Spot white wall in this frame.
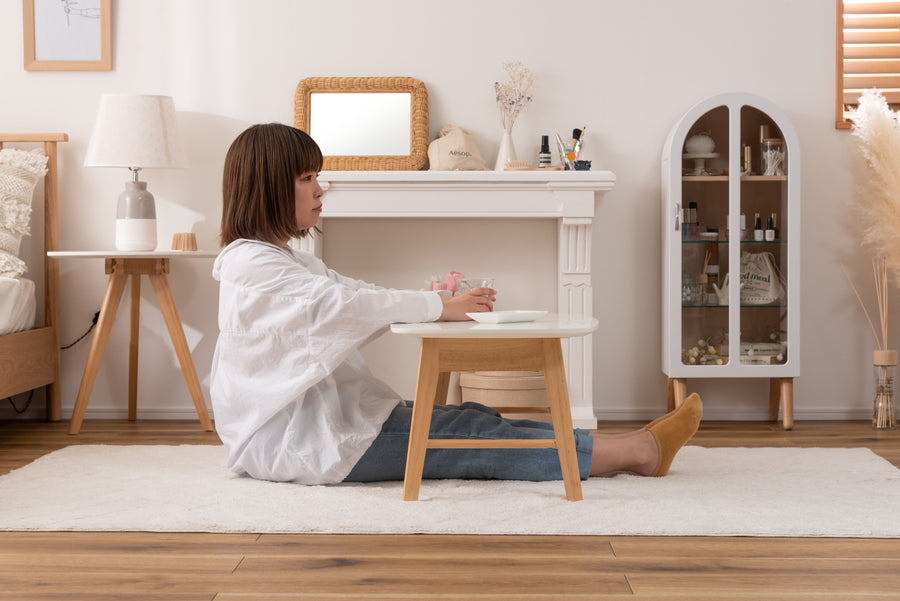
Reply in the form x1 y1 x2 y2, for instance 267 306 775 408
0 0 880 422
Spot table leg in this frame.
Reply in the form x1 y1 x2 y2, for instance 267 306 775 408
541 338 583 502
128 274 141 421
148 272 213 431
68 268 128 434
403 339 440 501
434 372 451 405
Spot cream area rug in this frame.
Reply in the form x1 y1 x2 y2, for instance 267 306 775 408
1 444 899 537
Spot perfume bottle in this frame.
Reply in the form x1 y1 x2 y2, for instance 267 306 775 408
765 214 775 241
539 135 551 168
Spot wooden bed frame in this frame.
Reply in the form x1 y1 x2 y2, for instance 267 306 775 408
0 133 67 421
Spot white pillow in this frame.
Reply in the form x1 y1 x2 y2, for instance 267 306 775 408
0 148 49 278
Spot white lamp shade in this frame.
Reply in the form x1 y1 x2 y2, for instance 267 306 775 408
84 94 186 169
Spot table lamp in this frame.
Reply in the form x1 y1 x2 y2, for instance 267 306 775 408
84 94 186 251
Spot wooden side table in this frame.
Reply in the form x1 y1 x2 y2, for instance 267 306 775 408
390 315 599 502
48 251 217 434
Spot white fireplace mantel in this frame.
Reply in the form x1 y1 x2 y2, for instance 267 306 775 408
297 169 616 428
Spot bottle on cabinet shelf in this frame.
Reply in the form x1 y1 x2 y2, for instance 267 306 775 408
765 214 776 241
753 212 764 241
683 201 699 241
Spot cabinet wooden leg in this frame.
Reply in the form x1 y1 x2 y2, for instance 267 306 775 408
666 378 676 412
128 274 141 421
148 272 213 431
68 270 128 434
780 378 794 430
768 378 780 422
671 378 687 408
403 339 440 501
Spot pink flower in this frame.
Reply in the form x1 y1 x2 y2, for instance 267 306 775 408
445 271 465 293
430 280 447 291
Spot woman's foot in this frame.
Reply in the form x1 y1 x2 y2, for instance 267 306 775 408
646 393 703 476
587 394 703 477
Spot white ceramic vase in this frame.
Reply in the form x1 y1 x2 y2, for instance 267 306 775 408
494 128 517 171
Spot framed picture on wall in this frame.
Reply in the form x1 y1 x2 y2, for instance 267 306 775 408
23 0 111 71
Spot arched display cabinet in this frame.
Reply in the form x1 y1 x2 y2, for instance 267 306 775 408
661 93 800 429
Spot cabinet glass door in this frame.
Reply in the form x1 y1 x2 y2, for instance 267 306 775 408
738 105 788 367
680 105 730 367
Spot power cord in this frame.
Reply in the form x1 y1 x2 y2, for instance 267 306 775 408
6 389 34 414
5 310 100 414
61 311 100 350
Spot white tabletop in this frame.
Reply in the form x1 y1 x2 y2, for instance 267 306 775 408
390 314 599 339
48 250 219 259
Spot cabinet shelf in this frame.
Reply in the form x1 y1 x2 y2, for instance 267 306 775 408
681 239 787 244
681 175 788 182
682 303 788 309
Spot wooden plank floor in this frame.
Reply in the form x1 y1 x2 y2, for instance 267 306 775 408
1 419 899 599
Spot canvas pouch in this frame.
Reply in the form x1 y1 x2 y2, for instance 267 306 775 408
740 251 785 305
428 125 486 170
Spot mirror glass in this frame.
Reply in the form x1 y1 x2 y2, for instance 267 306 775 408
294 77 428 170
310 93 411 156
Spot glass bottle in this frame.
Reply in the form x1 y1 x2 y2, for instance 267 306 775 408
873 350 897 430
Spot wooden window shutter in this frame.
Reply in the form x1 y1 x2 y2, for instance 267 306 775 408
838 0 900 128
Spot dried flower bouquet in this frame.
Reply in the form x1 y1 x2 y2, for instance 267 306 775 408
494 61 534 132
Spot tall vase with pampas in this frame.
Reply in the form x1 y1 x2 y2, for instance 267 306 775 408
847 89 900 429
493 61 534 170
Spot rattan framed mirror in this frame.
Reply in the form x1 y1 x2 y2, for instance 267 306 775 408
294 77 429 171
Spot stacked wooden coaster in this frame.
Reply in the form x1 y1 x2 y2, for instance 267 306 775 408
171 232 198 251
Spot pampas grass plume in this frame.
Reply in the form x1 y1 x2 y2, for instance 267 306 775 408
849 90 900 275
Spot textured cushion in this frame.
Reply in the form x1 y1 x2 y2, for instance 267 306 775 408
0 148 48 278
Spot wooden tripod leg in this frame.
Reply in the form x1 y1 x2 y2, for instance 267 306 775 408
403 339 440 501
148 272 213 431
128 274 141 421
542 338 583 502
68 270 128 434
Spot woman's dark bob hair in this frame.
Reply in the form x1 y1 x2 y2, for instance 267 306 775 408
220 123 323 247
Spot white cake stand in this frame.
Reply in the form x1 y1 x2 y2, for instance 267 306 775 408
683 152 719 176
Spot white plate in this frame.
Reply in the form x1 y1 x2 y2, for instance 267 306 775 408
466 310 548 324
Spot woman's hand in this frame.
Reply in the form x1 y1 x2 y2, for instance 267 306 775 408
439 288 497 321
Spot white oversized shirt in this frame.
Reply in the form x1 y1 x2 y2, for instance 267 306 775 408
210 239 443 484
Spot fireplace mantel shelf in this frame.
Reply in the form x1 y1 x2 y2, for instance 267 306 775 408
317 170 616 219
299 169 617 428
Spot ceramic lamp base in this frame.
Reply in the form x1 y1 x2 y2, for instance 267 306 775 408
116 218 157 251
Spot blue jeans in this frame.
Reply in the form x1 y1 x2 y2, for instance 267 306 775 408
344 401 593 482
